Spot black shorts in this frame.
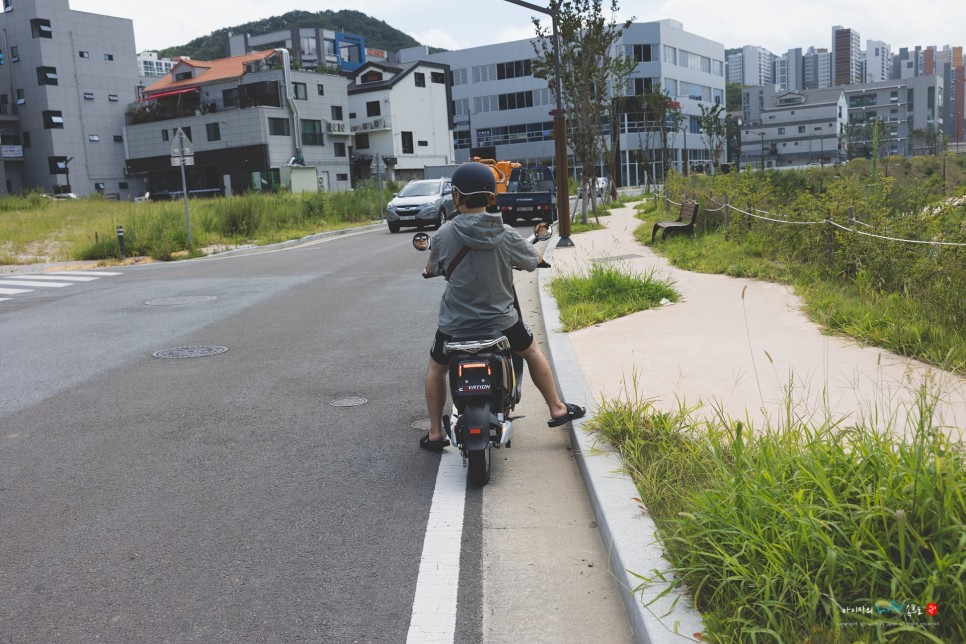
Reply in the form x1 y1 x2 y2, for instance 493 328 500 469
430 318 534 365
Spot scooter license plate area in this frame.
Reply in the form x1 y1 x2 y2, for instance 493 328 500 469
452 360 493 397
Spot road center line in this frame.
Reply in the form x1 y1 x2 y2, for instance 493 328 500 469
407 453 465 643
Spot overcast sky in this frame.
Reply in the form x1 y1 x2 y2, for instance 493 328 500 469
70 0 965 57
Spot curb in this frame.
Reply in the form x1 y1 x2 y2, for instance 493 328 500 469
538 235 706 644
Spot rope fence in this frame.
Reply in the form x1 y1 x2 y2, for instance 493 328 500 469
695 195 966 248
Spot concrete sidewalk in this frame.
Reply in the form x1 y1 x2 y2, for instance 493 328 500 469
537 203 966 642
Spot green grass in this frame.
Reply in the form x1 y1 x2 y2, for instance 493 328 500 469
548 261 679 331
589 381 965 643
0 184 389 264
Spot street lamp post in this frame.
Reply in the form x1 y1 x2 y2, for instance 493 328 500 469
746 129 766 170
503 0 573 247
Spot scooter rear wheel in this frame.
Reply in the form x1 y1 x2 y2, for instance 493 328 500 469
467 446 491 486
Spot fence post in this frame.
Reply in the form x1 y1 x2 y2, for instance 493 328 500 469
723 195 730 240
847 206 855 226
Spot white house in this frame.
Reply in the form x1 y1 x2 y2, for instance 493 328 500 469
347 61 454 182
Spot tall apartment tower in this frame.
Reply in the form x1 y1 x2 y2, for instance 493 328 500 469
832 25 862 86
0 0 143 197
865 40 892 82
728 46 774 86
803 47 832 90
777 48 804 91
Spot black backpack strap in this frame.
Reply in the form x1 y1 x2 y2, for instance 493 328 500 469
445 246 471 278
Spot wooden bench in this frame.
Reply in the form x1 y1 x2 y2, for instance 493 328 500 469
651 200 699 242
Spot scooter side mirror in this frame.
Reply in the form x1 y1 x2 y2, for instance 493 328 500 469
533 222 553 242
412 232 431 251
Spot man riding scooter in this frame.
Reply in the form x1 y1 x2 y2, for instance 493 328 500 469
419 162 585 452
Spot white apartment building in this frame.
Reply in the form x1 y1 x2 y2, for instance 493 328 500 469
138 51 178 79
347 60 454 182
404 19 725 186
865 41 893 83
727 46 775 87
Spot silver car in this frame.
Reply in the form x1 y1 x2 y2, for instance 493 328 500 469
386 178 456 233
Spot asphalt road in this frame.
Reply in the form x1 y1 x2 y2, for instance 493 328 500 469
1 227 449 643
0 222 632 644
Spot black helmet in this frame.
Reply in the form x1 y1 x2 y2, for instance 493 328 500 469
451 162 496 197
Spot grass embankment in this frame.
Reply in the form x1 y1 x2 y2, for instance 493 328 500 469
0 181 392 265
589 385 963 643
550 168 965 641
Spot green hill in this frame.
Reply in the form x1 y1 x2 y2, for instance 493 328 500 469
156 9 425 61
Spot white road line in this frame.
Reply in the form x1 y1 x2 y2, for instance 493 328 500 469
11 274 98 281
0 280 74 288
47 271 123 276
407 453 466 644
0 287 33 295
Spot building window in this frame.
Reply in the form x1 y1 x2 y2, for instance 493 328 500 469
302 119 324 145
161 129 169 141
336 173 348 181
42 110 64 129
778 127 785 134
317 84 325 95
113 135 123 142
95 182 105 191
292 82 307 100
401 131 414 154
83 92 94 100
108 94 118 102
23 131 30 147
366 101 380 117
418 140 428 147
48 156 69 174
31 18 52 39
431 71 446 84
206 122 220 141
798 126 806 133
174 71 191 81
88 134 99 142
37 66 58 85
355 133 369 149
104 53 114 61
79 50 89 59
414 72 426 87
334 142 346 157
331 105 343 120
10 46 18 62
3 0 12 12
222 88 238 108
269 117 290 136
119 182 129 189
496 60 531 79
630 44 653 63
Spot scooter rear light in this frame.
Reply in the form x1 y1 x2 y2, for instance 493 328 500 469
469 427 483 435
459 362 491 377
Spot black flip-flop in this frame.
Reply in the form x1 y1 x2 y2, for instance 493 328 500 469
548 403 586 427
419 433 450 452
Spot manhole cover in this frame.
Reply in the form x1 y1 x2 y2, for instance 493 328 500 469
152 345 229 359
145 296 218 306
330 397 368 407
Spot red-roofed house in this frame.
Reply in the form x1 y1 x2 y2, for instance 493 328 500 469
125 49 352 196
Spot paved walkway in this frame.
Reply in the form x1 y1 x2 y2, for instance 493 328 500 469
537 203 965 642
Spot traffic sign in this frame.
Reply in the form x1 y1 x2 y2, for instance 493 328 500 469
170 128 193 157
171 155 195 166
